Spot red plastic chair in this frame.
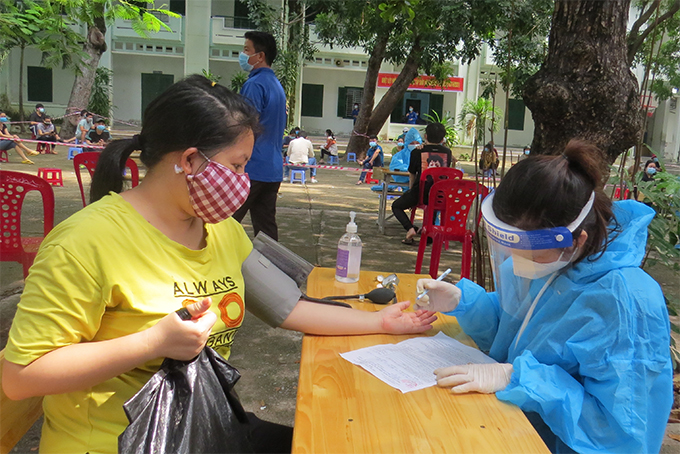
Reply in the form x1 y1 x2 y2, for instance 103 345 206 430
31 129 46 153
1 170 55 278
74 152 139 206
415 179 489 279
613 187 630 200
409 167 463 224
364 170 380 185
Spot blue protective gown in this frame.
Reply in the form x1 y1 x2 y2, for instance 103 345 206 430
448 201 673 453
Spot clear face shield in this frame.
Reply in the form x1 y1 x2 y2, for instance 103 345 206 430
481 192 595 321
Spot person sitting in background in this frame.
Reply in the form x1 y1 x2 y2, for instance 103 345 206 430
351 103 360 124
518 145 531 162
391 123 453 244
318 129 337 164
36 116 60 154
28 103 46 137
0 111 39 164
281 127 297 157
637 159 662 206
85 118 112 150
480 141 499 177
396 126 409 142
391 137 405 156
356 135 383 185
77 110 94 143
284 130 318 183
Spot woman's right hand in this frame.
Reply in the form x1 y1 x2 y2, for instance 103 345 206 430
148 298 217 360
414 279 462 313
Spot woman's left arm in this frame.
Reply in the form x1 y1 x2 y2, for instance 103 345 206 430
280 300 436 335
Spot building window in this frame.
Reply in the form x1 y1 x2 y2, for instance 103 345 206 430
508 98 525 130
337 87 363 118
301 84 324 117
27 66 53 102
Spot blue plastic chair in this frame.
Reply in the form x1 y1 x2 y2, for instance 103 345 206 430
68 139 82 160
346 152 356 163
329 155 339 165
290 168 306 184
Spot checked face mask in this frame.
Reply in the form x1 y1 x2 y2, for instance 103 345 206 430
186 152 250 224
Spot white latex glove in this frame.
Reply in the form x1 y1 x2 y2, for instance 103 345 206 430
414 278 461 312
434 363 513 394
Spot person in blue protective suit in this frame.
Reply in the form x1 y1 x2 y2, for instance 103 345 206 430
415 139 673 453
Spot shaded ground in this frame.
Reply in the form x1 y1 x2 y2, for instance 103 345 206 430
1 138 679 452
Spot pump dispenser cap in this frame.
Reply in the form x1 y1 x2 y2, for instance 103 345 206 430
346 211 357 233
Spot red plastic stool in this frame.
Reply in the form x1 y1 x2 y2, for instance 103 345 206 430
364 171 380 185
0 149 8 163
37 168 64 187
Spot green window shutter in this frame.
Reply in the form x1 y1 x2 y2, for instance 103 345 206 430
27 66 53 102
508 98 526 131
301 84 324 117
337 87 347 117
390 94 405 123
429 94 444 120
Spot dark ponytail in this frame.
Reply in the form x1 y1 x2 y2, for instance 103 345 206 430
90 74 260 202
493 139 614 262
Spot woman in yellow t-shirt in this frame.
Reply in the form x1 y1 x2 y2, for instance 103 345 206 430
3 75 436 454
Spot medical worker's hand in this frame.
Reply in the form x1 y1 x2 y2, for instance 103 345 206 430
379 301 437 334
434 363 513 394
414 279 461 312
148 298 217 361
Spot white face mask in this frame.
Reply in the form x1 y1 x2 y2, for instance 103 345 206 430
511 250 571 279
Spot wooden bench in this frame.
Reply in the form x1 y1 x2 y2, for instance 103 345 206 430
0 349 43 454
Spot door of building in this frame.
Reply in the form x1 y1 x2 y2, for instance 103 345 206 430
141 73 174 118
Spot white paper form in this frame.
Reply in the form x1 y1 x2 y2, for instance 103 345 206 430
339 332 497 393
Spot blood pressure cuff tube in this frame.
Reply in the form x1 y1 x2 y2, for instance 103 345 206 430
241 249 302 327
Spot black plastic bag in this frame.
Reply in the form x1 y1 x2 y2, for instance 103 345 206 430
119 348 254 454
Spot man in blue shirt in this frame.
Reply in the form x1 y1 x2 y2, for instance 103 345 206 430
406 106 418 124
232 31 287 241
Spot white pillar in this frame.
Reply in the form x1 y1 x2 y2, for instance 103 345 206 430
184 0 211 77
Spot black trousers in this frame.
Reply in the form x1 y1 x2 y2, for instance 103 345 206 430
391 188 419 232
233 180 281 241
246 412 293 453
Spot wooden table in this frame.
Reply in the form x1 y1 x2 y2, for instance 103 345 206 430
292 268 550 454
373 168 410 234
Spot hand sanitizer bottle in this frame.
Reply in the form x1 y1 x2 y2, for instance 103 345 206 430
335 211 362 283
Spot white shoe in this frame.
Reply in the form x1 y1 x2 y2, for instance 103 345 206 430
311 177 318 183
283 177 289 182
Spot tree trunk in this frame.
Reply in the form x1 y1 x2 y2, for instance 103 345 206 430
61 17 107 138
522 0 642 168
18 45 25 133
346 39 422 159
346 33 389 160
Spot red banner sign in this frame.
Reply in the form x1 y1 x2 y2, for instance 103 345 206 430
377 73 464 92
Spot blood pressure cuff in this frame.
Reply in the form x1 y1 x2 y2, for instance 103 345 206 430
241 249 301 327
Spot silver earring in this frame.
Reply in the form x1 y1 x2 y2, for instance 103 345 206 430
174 164 183 174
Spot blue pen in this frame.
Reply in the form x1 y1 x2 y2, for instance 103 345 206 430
416 268 452 301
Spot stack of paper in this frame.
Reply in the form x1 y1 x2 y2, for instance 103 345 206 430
340 332 496 393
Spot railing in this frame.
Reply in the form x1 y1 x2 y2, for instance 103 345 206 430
112 14 183 42
211 16 254 46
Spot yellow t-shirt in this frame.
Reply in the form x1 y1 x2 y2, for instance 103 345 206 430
5 193 253 454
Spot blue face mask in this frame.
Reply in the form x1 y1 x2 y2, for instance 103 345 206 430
239 52 254 72
646 167 657 175
397 142 404 148
0 117 8 122
524 150 530 155
96 124 106 132
369 141 377 148
409 107 413 112
38 107 45 113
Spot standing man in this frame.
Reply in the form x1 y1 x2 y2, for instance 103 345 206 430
232 31 287 241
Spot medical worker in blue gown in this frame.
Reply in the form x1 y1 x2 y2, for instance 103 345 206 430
415 139 673 453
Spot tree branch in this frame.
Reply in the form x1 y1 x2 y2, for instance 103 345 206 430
627 0 680 63
628 0 660 43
